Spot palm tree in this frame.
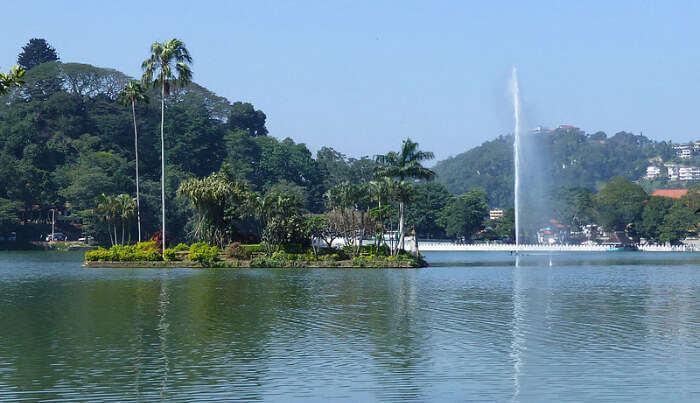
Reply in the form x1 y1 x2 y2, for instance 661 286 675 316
96 193 118 246
141 39 193 254
119 81 148 242
116 194 137 245
374 138 435 252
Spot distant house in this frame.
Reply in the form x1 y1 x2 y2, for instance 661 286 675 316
665 164 699 182
679 166 700 182
651 189 689 199
667 165 680 181
489 209 504 220
673 144 694 159
645 166 662 179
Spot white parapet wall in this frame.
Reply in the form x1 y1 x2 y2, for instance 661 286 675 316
314 237 698 252
413 241 696 253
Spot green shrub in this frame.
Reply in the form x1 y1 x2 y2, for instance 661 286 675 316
352 256 368 267
271 250 289 261
225 242 252 260
163 248 176 262
85 247 115 261
85 244 162 262
136 241 158 250
250 256 285 268
173 243 189 252
189 242 219 266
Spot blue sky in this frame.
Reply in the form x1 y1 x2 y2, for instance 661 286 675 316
3 0 700 161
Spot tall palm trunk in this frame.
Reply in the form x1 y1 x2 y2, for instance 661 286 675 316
397 201 405 255
160 78 166 254
107 221 114 246
131 100 142 242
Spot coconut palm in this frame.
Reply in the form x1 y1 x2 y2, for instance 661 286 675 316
96 193 119 246
118 81 148 242
374 138 435 252
141 38 193 255
116 194 137 245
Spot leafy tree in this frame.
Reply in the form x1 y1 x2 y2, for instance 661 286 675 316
141 38 193 255
228 101 267 136
660 200 696 244
119 81 148 241
325 181 373 254
17 38 59 70
594 177 648 231
492 207 515 241
440 189 489 240
256 193 307 250
0 66 25 95
638 196 673 243
554 187 595 229
404 182 451 238
0 198 22 233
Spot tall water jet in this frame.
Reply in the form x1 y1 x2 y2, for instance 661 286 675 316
511 66 521 249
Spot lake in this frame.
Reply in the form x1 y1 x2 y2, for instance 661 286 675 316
1 250 699 401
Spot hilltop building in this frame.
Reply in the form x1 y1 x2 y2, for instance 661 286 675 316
663 164 700 182
645 166 662 179
679 166 700 181
673 143 698 159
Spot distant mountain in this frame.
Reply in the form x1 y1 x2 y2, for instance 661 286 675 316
434 128 675 207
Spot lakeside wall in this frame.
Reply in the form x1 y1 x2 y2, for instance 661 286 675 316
414 242 697 252
318 237 698 252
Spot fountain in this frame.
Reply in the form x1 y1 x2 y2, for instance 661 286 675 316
511 66 521 249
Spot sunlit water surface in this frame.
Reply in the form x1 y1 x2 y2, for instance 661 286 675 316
1 251 700 401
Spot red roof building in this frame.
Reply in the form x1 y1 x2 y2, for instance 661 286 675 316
651 189 688 199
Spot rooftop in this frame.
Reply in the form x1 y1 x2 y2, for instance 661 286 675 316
651 189 688 199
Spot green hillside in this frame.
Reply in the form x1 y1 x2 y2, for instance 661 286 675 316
434 128 675 208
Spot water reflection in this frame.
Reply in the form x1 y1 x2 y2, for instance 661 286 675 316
0 251 699 401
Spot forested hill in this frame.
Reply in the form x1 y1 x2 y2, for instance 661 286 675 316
434 128 675 208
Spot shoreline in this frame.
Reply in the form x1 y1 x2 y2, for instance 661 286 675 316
83 259 421 269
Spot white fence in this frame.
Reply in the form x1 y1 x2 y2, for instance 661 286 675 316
314 237 698 252
415 242 697 253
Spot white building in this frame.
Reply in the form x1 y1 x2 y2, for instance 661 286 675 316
674 144 693 159
679 166 700 182
489 209 504 220
645 166 662 179
668 165 680 181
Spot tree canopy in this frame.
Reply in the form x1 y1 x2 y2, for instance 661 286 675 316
17 38 59 70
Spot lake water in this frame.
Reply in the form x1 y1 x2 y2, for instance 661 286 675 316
1 251 700 401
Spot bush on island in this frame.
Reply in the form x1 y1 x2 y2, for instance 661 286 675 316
225 242 252 260
188 242 219 266
173 243 189 252
85 243 162 262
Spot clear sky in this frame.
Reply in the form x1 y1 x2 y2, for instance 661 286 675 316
3 0 700 161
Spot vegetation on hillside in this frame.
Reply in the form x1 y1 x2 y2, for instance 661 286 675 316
434 128 675 208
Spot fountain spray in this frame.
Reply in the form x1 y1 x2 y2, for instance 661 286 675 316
511 66 521 249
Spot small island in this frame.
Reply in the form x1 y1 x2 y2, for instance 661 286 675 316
84 240 426 269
